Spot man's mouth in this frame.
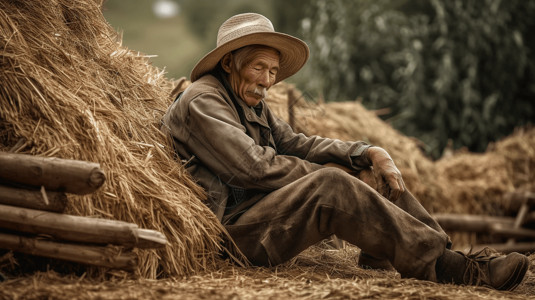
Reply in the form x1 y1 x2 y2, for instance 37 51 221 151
247 87 267 100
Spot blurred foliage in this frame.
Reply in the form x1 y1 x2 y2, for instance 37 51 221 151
301 0 535 158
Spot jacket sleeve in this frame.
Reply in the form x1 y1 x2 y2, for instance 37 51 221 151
266 106 372 170
184 92 325 192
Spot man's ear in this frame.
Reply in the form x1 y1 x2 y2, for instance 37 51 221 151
221 53 232 73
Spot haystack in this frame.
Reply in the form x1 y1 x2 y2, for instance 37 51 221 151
435 128 535 215
0 0 231 278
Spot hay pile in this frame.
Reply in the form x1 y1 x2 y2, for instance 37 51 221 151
0 0 231 278
266 84 535 216
435 128 535 215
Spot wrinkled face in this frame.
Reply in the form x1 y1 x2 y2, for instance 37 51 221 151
223 47 280 107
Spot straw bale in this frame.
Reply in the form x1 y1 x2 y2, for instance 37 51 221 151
435 127 535 216
493 127 535 191
0 0 233 277
435 152 514 215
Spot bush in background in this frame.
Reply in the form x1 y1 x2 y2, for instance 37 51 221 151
301 0 535 158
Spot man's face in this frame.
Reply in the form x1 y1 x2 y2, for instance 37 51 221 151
228 48 280 107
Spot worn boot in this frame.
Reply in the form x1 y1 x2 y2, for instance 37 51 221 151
358 252 395 271
436 248 529 291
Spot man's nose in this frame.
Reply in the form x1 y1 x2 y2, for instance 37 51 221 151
257 70 271 88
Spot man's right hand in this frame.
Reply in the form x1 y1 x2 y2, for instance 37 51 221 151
366 147 406 201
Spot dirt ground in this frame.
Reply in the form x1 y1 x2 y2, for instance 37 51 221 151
1 244 534 300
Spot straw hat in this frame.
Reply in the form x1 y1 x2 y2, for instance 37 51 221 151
190 13 309 83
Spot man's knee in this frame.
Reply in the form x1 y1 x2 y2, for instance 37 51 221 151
314 167 374 196
309 167 374 208
315 167 355 187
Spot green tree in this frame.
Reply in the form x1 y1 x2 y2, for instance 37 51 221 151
301 0 535 158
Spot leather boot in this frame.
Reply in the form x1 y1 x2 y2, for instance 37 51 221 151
358 252 395 271
436 248 529 291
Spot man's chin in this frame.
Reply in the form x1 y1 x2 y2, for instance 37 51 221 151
244 97 262 107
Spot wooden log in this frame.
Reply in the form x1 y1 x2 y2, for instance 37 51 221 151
0 152 105 195
0 184 67 212
507 202 530 245
490 223 535 239
524 211 535 224
504 191 535 212
469 242 535 254
287 87 297 130
0 204 167 248
135 228 169 249
0 232 137 270
433 213 516 232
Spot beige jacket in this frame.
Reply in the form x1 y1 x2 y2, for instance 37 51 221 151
162 74 371 220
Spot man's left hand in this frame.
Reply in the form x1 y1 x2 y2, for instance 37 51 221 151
366 147 406 201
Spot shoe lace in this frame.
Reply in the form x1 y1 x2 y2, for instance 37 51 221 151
461 247 500 286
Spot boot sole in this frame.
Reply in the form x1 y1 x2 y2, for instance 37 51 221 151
498 254 529 291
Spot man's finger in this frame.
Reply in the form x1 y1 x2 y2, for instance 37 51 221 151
375 173 387 198
387 177 401 201
398 178 406 193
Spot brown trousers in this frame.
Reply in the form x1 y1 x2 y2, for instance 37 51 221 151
224 168 450 281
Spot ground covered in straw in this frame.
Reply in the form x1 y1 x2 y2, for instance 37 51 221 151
2 245 535 300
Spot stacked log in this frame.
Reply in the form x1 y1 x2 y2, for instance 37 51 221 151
434 191 535 253
0 152 167 271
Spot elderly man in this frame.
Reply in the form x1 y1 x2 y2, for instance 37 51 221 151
162 13 528 290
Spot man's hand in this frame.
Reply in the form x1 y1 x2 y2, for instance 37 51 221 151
366 147 405 201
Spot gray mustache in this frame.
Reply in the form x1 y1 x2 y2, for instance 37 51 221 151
250 87 268 99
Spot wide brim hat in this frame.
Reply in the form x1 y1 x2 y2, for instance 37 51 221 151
190 13 309 84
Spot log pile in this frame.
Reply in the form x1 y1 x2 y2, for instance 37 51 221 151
0 152 167 271
433 191 535 253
